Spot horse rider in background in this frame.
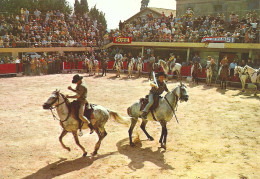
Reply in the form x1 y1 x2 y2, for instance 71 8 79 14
113 50 123 69
191 53 201 76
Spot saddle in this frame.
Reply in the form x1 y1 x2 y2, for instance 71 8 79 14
140 95 161 121
69 100 95 130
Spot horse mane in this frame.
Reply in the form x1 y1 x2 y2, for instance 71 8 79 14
59 92 70 106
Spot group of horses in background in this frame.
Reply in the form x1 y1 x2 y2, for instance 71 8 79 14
83 57 259 95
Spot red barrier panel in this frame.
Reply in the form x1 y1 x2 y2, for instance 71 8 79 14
181 66 191 76
63 61 83 69
0 64 17 74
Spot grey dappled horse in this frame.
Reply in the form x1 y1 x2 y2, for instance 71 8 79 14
43 90 128 156
127 83 189 149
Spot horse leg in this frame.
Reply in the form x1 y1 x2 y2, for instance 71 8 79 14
163 123 168 149
140 119 154 141
92 127 107 156
254 84 258 96
128 118 137 146
159 121 166 149
59 129 70 151
72 131 87 157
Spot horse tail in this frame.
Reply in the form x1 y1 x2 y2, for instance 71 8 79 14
108 110 130 126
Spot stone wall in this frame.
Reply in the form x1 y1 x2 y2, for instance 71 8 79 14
176 0 260 20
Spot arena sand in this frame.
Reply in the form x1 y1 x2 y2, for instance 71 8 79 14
0 73 259 179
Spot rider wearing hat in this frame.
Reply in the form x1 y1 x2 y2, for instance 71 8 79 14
141 72 169 119
113 50 123 69
66 74 94 134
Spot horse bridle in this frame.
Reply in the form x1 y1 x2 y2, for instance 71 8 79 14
48 92 70 123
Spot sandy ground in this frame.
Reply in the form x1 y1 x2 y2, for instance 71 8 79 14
0 72 259 179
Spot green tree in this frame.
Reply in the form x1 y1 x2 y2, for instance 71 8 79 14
88 5 107 30
74 0 80 14
80 0 89 13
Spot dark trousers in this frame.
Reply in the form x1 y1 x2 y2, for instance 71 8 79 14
102 68 107 76
16 63 20 73
230 68 234 76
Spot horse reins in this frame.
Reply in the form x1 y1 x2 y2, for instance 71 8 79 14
165 86 182 124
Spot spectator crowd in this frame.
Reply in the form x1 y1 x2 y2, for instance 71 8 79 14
108 9 259 43
0 8 105 48
0 51 107 76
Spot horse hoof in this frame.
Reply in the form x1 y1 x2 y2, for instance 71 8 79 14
83 152 87 157
66 147 71 152
130 143 135 147
148 137 154 141
161 144 166 150
91 151 97 156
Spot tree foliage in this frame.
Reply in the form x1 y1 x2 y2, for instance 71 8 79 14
74 0 89 15
88 5 107 30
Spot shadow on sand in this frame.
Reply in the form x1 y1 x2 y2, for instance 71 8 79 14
232 91 260 101
23 152 117 179
116 138 174 171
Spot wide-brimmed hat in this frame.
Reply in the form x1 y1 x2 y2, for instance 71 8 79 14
72 74 83 83
157 71 166 77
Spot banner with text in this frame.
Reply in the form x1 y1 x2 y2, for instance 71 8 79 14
113 37 132 44
202 36 235 43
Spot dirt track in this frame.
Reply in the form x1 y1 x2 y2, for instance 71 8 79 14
0 72 259 179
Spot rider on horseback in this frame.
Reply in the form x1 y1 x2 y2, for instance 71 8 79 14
218 56 228 75
66 74 94 134
206 56 216 69
168 53 176 69
113 51 123 69
141 72 169 119
191 53 201 75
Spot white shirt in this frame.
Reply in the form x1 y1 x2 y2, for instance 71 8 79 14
114 54 123 61
15 59 20 64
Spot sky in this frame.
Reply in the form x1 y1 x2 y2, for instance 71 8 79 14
67 0 176 30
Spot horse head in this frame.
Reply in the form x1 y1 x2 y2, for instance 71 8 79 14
173 83 189 102
42 89 62 109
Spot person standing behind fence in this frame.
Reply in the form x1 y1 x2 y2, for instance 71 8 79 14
47 55 53 74
229 60 237 77
148 53 155 80
101 52 108 76
74 53 79 69
15 56 20 73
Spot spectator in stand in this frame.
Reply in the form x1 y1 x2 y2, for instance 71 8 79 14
240 59 246 67
247 58 254 67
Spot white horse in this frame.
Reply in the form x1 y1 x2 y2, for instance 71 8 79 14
114 60 122 77
86 58 99 76
43 90 129 156
128 58 135 78
85 58 94 76
136 57 143 78
93 60 99 75
127 83 189 149
206 63 216 86
170 62 182 81
244 65 260 95
234 66 248 92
